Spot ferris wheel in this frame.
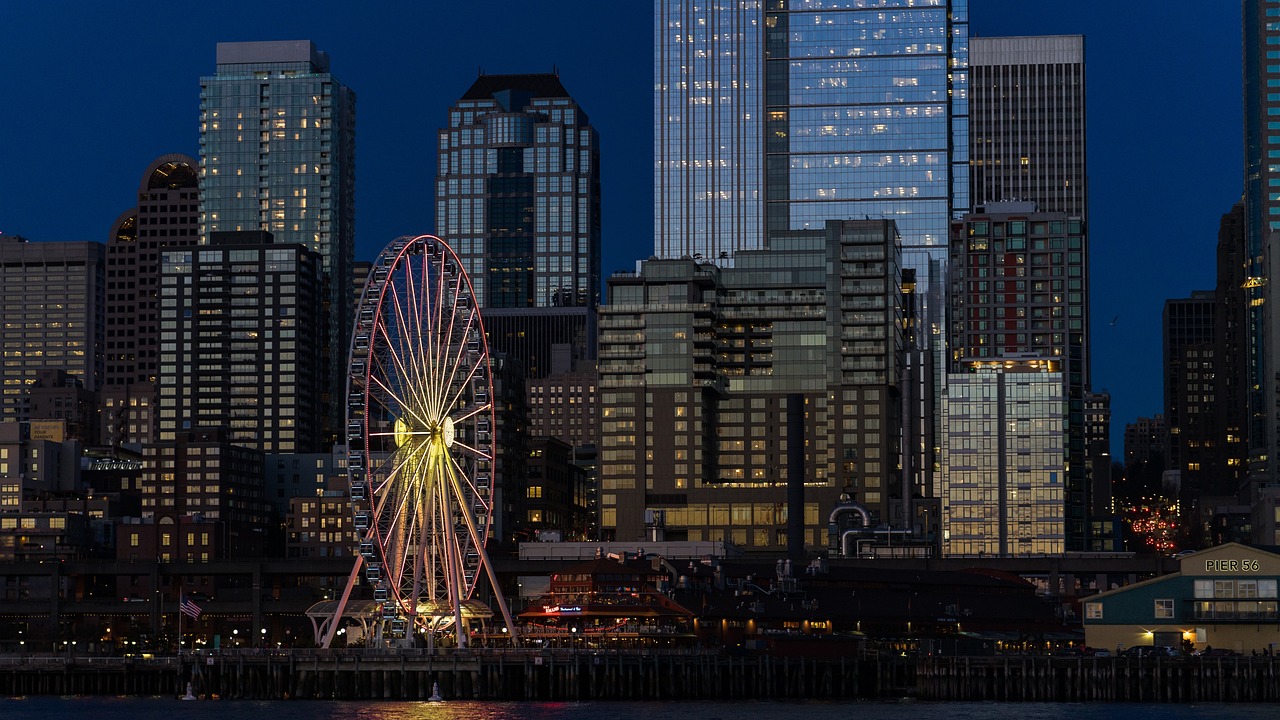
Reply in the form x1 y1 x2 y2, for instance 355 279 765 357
338 234 517 647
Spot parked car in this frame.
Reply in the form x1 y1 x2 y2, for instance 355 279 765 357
1121 645 1180 658
1196 647 1240 658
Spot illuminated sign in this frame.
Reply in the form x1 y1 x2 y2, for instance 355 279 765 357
30 420 65 442
541 605 583 615
1205 559 1261 573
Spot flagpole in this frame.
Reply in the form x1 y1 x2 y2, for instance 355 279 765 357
178 593 183 656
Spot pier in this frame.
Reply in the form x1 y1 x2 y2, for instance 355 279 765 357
3 651 1280 702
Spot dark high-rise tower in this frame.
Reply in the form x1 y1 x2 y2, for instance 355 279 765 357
200 40 355 439
1163 291 1218 534
101 154 199 448
970 36 1087 218
1245 0 1274 466
1216 202 1249 495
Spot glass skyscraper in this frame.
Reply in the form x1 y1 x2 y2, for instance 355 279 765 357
1246 0 1278 470
436 73 601 310
654 0 968 283
199 40 355 434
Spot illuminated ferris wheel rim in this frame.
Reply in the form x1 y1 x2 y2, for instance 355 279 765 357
343 233 500 636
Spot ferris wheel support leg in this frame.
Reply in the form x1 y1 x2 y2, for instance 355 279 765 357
321 555 365 649
480 548 521 647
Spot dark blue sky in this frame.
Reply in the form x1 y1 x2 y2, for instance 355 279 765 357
0 2 1242 455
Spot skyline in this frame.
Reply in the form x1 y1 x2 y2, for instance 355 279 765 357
0 1 1242 454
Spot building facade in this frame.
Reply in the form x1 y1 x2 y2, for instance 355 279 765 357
435 73 601 311
138 428 270 559
598 219 905 546
200 40 356 437
1083 543 1280 654
102 154 200 448
1164 291 1220 536
941 363 1065 556
1245 0 1277 465
0 236 105 424
948 204 1089 548
969 35 1087 218
654 0 968 280
1215 203 1249 499
156 232 325 453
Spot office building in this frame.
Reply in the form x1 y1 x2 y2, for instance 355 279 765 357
435 73 600 309
1163 293 1219 527
948 203 1089 549
1246 1 1276 468
0 235 105 424
598 220 904 545
156 231 325 453
654 0 968 279
483 306 594 379
102 154 200 448
941 361 1065 556
200 40 356 436
969 35 1087 217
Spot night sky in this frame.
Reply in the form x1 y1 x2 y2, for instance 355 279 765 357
0 2 1242 455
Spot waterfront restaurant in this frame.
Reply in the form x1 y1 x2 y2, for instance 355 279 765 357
1083 543 1280 654
517 556 697 647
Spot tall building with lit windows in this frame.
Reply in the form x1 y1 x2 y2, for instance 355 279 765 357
199 40 355 437
598 220 905 545
1164 292 1218 520
941 361 1065 556
156 231 325 453
654 0 969 281
434 73 601 377
947 203 1089 551
0 235 105 424
436 73 600 310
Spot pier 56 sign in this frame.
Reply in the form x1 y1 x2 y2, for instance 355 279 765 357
1205 558 1261 572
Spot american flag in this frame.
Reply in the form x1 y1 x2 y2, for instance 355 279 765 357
179 594 202 620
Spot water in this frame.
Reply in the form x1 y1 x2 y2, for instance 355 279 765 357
2 698 1279 720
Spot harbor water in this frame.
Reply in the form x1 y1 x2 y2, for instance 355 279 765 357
3 698 1280 720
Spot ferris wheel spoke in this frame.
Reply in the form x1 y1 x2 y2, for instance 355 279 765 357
402 256 441 424
384 282 436 420
449 403 489 426
428 270 467 421
446 439 492 463
439 309 483 416
367 348 434 430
